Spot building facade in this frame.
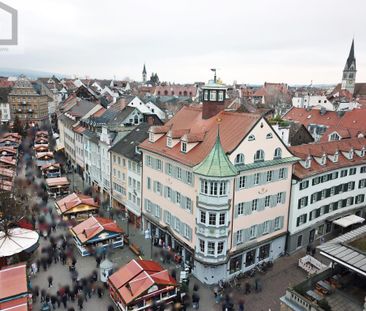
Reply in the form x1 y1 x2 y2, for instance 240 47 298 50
8 76 50 124
139 80 297 284
287 138 366 253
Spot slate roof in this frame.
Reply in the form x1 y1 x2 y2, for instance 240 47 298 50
109 123 149 162
66 99 97 118
317 225 366 276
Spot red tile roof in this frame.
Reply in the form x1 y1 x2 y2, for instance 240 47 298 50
0 167 15 178
72 125 86 134
46 177 70 187
0 147 17 155
41 163 60 170
2 133 21 140
283 107 366 132
36 152 54 159
109 259 176 305
140 106 260 167
0 156 16 166
289 137 366 179
0 180 13 191
71 216 123 243
55 192 98 213
0 263 28 301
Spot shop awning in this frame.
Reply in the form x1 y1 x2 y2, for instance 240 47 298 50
333 215 365 228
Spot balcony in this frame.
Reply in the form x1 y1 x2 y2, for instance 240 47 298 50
195 252 227 264
196 222 229 238
197 193 230 209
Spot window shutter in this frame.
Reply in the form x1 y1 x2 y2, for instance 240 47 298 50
151 202 156 216
144 199 149 212
181 195 186 209
281 192 286 204
164 210 168 224
270 195 276 207
180 222 185 235
164 186 168 198
244 202 252 215
259 173 266 185
182 170 187 183
269 219 275 233
153 181 157 193
234 205 238 218
171 190 176 203
273 169 279 181
279 216 284 229
247 175 254 188
257 223 264 236
188 226 192 241
175 218 181 233
258 198 265 211
244 228 250 242
164 162 169 174
233 231 237 246
283 168 288 179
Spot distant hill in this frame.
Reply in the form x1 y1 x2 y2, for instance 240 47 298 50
0 68 68 79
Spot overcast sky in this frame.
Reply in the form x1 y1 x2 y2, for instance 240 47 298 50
1 0 366 84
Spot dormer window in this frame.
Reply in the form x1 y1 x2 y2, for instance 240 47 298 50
349 149 354 159
266 133 273 139
361 148 366 157
305 157 311 169
274 148 282 160
167 137 172 148
248 134 255 141
181 141 187 153
149 132 154 142
321 155 326 165
235 153 245 165
218 91 224 101
334 152 339 162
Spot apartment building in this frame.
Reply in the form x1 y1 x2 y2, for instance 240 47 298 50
287 138 366 253
139 80 297 284
110 124 149 229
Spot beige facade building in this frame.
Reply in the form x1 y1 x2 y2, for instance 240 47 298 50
8 76 50 124
140 80 298 284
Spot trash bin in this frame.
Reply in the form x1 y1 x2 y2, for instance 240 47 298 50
100 259 114 282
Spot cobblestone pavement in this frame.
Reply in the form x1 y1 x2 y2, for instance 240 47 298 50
29 169 333 311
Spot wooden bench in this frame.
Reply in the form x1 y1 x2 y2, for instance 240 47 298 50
129 243 141 256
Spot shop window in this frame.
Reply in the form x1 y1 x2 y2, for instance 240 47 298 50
245 249 256 267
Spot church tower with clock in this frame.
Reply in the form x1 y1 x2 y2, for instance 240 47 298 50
341 39 356 94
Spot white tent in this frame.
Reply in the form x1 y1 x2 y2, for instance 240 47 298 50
333 215 365 228
0 228 39 257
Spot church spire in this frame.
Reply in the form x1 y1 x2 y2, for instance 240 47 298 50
345 38 356 71
142 64 147 83
341 39 356 94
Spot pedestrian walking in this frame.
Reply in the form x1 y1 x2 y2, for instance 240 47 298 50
77 295 84 310
96 256 101 268
41 289 46 303
32 286 39 302
61 294 68 308
97 286 103 298
48 276 53 288
50 295 57 309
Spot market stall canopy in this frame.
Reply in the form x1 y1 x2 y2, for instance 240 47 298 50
333 214 365 228
0 228 39 257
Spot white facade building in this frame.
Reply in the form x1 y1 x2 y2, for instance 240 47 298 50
287 138 366 253
292 95 334 111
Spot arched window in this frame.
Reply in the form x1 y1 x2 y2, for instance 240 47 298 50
164 90 168 96
274 148 282 159
179 91 182 96
171 91 175 96
235 153 245 165
266 133 273 139
183 91 187 96
254 150 264 163
248 134 255 141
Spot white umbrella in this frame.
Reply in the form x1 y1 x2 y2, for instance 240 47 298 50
0 227 39 257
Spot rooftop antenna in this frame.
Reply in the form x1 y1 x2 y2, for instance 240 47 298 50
211 68 217 83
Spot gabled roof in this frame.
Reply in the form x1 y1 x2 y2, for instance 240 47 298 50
0 263 28 301
109 123 149 162
194 130 238 177
109 259 176 305
290 137 366 179
140 106 260 167
45 177 70 187
41 162 60 170
71 216 123 243
55 192 98 213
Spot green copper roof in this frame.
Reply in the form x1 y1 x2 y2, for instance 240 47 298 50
194 132 238 178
